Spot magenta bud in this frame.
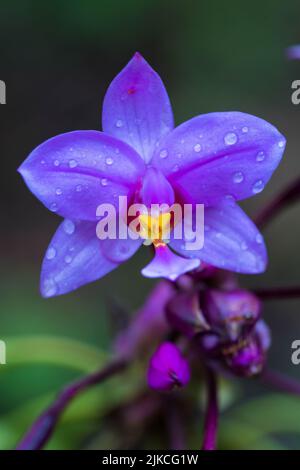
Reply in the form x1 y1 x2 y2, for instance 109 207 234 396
202 289 261 342
147 342 190 392
166 292 210 337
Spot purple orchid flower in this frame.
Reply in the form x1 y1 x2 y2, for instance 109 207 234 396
18 53 286 297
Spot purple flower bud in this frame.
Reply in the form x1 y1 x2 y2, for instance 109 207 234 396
202 289 261 342
147 342 190 392
223 320 271 377
166 292 210 337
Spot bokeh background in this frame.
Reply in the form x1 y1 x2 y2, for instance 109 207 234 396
1 0 300 449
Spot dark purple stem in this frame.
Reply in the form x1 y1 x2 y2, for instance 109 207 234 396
165 397 186 450
202 367 218 451
16 358 128 450
262 368 300 395
254 286 300 300
255 176 300 229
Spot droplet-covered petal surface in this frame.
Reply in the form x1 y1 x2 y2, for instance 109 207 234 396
170 202 267 274
152 112 285 206
41 220 141 297
102 53 174 164
19 130 145 220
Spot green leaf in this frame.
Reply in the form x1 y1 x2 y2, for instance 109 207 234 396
5 336 106 372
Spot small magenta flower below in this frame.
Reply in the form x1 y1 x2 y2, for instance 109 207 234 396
147 342 190 392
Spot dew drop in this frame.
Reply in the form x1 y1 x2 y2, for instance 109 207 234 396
69 159 78 168
225 194 235 202
278 140 285 148
159 149 168 159
233 172 244 184
252 180 265 194
242 126 248 133
224 132 238 146
256 151 265 162
76 184 82 192
64 255 72 264
101 178 108 186
55 188 63 195
50 202 58 212
256 233 263 244
43 279 57 297
241 241 248 251
46 247 56 260
106 157 114 165
63 219 75 235
193 143 201 152
116 119 123 128
40 159 46 165
54 159 60 167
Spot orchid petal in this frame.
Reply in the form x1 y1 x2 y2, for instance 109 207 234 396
102 53 174 163
170 202 267 274
142 244 200 281
152 112 285 206
40 220 139 297
19 131 145 220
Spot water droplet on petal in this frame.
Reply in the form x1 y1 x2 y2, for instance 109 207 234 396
256 151 265 162
193 143 201 152
46 247 56 260
278 140 285 148
55 188 63 195
233 172 244 183
63 219 75 235
224 132 238 145
159 149 168 159
101 178 108 186
40 159 46 165
252 180 265 194
43 279 57 297
64 255 72 264
242 126 248 133
256 233 263 244
116 119 123 128
50 202 58 212
106 157 114 165
54 160 60 167
69 159 78 168
76 184 82 192
241 241 248 251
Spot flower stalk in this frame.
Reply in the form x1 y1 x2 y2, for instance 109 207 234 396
16 358 128 450
202 367 219 451
255 176 300 228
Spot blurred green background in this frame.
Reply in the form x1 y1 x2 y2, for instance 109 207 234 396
1 0 300 449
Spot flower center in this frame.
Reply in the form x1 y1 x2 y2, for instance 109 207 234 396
139 211 171 246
